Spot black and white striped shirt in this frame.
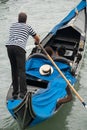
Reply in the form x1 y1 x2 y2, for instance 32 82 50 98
6 22 36 50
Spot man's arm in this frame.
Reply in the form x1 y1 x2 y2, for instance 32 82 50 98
55 85 72 110
58 86 72 105
33 34 40 45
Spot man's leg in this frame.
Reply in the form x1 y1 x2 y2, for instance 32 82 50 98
6 46 19 97
16 47 27 98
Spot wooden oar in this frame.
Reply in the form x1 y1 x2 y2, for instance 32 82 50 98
38 43 87 108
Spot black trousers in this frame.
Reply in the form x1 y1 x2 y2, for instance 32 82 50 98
6 45 27 95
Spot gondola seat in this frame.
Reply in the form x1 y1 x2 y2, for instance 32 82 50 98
53 56 70 65
28 53 48 60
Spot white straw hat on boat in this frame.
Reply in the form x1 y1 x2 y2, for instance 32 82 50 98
39 64 53 75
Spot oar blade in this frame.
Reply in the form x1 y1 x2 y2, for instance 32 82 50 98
82 102 87 108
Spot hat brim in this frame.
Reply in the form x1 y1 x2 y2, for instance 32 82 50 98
39 64 53 76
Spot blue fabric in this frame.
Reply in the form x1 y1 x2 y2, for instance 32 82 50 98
26 57 76 120
32 78 67 117
26 58 72 81
30 76 76 126
7 99 22 117
50 0 87 35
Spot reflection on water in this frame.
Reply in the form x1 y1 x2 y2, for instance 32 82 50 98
0 116 19 130
0 0 9 4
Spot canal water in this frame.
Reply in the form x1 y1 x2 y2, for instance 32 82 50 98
0 0 87 130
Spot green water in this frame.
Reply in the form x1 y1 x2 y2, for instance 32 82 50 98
0 0 87 130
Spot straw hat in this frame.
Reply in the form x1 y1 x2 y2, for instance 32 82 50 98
39 64 53 75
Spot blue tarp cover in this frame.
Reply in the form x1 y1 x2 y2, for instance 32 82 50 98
26 58 74 82
26 58 76 121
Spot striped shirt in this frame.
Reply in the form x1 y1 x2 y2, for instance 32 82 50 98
6 22 36 51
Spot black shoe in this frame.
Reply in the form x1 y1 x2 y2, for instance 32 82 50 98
12 94 18 99
12 91 19 99
19 93 26 99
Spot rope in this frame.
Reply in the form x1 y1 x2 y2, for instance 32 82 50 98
28 93 36 119
22 92 35 127
22 93 29 126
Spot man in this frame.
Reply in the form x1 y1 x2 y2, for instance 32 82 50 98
45 46 54 57
6 12 40 99
56 45 66 57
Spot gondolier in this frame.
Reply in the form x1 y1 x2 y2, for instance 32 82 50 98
6 12 40 99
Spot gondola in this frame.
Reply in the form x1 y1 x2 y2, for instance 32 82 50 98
6 0 87 129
